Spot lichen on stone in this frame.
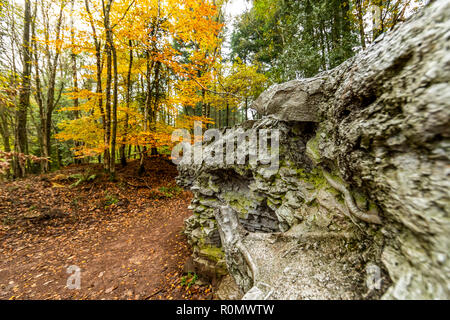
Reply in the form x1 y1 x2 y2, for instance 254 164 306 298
177 0 450 300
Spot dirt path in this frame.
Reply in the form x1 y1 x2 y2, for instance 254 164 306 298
0 158 212 300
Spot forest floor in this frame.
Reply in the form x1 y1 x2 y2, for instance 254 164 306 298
0 157 213 300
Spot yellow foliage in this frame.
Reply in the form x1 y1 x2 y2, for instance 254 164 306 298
56 0 223 158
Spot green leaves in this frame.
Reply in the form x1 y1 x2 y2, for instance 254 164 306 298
69 172 97 188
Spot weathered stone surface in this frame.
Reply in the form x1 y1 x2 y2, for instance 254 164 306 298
215 274 244 300
252 78 324 122
178 0 450 300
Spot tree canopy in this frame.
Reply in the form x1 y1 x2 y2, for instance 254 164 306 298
0 0 428 178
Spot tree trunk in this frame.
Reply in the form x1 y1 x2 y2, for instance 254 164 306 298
0 108 11 152
245 98 248 121
356 0 366 49
139 49 152 174
103 0 113 173
150 61 161 156
226 103 229 127
14 0 32 178
85 0 107 171
30 0 65 173
120 40 133 167
105 1 118 179
71 0 81 164
109 39 118 178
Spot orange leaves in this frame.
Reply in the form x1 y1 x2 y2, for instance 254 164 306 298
63 89 100 108
0 151 48 175
175 115 213 131
55 116 105 156
54 0 223 159
135 129 171 149
0 156 208 299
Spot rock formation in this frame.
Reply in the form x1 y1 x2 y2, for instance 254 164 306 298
177 0 450 300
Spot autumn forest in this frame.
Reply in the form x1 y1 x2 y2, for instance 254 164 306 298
0 0 427 179
0 0 433 301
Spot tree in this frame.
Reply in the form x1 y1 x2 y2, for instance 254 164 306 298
14 0 32 177
349 0 429 46
231 0 427 84
32 0 66 173
203 59 267 126
55 0 223 174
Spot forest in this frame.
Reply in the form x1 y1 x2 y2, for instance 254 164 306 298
0 0 427 179
2 0 445 302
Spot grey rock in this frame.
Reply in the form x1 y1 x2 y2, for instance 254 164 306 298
242 286 265 300
177 0 450 300
252 78 324 122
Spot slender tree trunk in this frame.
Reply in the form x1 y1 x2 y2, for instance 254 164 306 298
71 0 81 164
245 98 248 121
42 2 64 173
120 40 133 167
14 0 32 178
85 0 107 171
139 50 152 175
319 22 327 70
226 102 229 127
103 0 117 178
104 43 111 173
201 87 206 117
31 1 44 164
0 108 11 152
356 0 366 49
150 61 161 156
109 37 118 178
56 145 62 168
206 103 211 128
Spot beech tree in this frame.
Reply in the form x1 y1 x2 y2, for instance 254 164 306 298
14 0 32 177
0 0 428 179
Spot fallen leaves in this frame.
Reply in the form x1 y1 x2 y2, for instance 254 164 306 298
0 157 212 300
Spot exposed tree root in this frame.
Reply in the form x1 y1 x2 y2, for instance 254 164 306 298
323 170 382 225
